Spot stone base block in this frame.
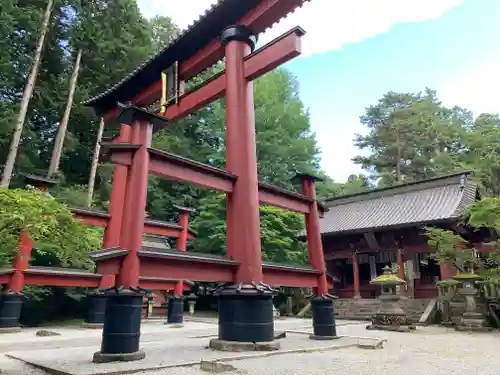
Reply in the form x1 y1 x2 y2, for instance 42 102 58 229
0 326 21 334
208 339 280 352
200 360 237 373
81 322 103 329
366 324 416 332
455 325 494 332
164 323 184 328
92 349 146 363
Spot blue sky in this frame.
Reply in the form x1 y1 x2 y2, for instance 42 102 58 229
138 0 500 182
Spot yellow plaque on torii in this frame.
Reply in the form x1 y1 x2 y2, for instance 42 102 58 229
160 62 179 114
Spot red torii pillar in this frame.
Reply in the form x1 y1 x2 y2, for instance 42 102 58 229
166 205 195 325
298 173 338 339
214 25 275 345
0 175 57 332
84 126 130 329
93 108 157 363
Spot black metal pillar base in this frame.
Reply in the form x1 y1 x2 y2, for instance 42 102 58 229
0 293 23 333
310 295 339 340
84 293 107 328
216 284 275 343
166 296 184 324
93 289 145 363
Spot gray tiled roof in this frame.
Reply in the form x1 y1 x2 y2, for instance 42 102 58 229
319 171 478 236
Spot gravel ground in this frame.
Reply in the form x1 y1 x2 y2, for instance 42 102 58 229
135 324 500 375
2 319 499 375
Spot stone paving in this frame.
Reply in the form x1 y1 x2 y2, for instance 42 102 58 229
0 317 499 375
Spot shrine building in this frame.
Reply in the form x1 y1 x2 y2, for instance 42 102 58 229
319 171 491 300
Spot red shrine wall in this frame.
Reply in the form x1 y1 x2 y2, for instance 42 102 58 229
322 228 443 299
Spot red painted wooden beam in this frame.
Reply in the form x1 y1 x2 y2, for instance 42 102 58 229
71 206 195 239
139 250 237 282
103 27 303 122
109 145 321 214
179 0 306 81
137 249 327 288
258 182 313 213
148 148 236 192
0 269 14 284
23 267 101 288
72 209 109 227
158 27 304 124
138 277 189 291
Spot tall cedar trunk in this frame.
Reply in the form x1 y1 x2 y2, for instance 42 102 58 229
1 0 54 187
48 48 82 177
86 117 105 207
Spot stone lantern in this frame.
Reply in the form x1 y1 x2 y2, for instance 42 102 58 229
186 293 198 317
366 265 416 332
453 272 491 332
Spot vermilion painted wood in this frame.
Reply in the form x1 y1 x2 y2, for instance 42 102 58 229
352 252 361 298
109 147 316 215
301 177 329 295
224 37 263 283
8 230 33 292
157 28 303 125
96 258 121 276
117 120 153 289
173 210 190 296
103 124 131 248
23 272 101 288
101 0 305 121
73 210 194 239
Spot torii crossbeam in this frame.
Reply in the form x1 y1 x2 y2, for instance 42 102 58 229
83 0 335 363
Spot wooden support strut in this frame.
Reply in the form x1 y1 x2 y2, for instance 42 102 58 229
173 205 195 296
107 145 324 216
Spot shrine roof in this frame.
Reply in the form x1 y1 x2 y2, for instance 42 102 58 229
319 171 479 236
82 0 306 115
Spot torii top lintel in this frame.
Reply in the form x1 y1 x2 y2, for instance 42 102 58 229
82 0 309 118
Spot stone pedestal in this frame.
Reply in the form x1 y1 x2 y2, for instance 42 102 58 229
93 289 146 363
209 284 280 352
0 293 23 333
83 293 106 328
310 295 339 340
454 274 492 332
166 296 184 325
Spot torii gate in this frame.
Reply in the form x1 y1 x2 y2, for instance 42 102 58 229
84 0 336 363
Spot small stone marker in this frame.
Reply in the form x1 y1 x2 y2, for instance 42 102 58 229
200 360 237 373
357 339 386 349
274 331 286 339
36 330 60 337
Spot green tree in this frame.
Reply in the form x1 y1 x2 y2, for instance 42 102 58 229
0 187 100 268
462 114 500 195
150 15 179 52
191 193 307 264
353 89 468 186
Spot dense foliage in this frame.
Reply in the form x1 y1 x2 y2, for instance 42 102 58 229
353 89 500 195
0 187 100 268
192 194 308 265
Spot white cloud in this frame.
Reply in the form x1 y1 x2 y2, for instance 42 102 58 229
138 0 462 56
137 0 463 182
439 56 500 116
